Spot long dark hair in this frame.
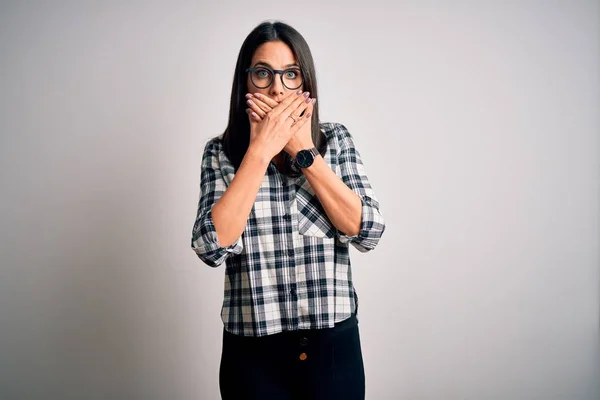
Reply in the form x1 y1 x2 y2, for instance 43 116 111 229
221 21 326 178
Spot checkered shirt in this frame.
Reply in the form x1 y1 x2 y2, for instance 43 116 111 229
191 122 386 337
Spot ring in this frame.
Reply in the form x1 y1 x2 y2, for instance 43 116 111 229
288 114 297 123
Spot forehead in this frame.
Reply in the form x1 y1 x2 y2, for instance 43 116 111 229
251 41 297 67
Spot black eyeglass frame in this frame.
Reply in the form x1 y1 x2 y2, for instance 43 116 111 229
246 66 304 90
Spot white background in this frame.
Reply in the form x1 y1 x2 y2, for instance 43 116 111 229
1 1 598 399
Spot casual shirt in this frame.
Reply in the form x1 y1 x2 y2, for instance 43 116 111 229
191 122 386 337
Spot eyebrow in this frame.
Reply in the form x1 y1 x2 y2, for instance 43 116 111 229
253 61 299 69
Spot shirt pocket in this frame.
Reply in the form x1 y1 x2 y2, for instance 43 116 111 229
295 182 336 239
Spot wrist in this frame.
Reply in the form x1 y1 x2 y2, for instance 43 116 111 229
291 146 319 170
289 143 315 159
245 145 271 168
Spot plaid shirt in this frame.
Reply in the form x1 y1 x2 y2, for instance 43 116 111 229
191 122 386 337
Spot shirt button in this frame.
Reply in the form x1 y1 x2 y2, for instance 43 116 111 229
300 337 308 346
299 352 308 361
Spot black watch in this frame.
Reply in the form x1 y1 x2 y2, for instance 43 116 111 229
293 147 319 170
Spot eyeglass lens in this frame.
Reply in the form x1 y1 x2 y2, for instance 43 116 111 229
251 67 303 90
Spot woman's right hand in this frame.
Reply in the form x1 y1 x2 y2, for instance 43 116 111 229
246 91 313 161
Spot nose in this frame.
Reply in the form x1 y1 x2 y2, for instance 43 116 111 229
269 72 285 96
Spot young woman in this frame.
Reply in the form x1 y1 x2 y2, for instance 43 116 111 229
191 20 386 400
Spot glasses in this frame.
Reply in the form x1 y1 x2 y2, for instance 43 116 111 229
246 66 304 90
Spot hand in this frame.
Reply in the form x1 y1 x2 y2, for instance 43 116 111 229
246 91 312 161
245 92 278 120
246 92 316 159
282 96 315 158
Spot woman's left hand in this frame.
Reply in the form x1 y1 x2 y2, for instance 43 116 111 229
245 92 316 158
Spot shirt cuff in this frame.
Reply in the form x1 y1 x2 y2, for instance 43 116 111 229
336 195 372 243
193 208 244 255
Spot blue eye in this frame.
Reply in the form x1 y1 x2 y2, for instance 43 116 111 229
256 69 270 78
285 70 299 79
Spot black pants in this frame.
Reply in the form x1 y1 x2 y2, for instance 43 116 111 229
219 314 365 399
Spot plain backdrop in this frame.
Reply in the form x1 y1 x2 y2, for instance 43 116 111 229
0 1 598 399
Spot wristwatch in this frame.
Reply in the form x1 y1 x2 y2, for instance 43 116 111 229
293 147 320 170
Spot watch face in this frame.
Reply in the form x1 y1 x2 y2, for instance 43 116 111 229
296 150 314 168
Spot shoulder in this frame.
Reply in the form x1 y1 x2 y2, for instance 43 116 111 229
201 133 226 159
319 121 356 148
199 133 227 169
203 133 225 154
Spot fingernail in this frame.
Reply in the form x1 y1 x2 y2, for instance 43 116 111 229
303 92 310 98
254 93 261 98
252 112 258 118
306 113 311 118
245 93 252 99
296 90 302 95
312 98 317 104
305 97 311 103
247 99 253 106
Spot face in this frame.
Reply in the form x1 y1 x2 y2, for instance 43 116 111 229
247 40 304 103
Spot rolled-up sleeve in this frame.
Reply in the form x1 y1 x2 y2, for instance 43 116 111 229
191 141 244 267
334 123 386 252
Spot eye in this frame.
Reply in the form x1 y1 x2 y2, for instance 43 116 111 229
285 69 299 79
255 68 271 78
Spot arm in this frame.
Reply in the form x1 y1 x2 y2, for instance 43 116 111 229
300 155 363 236
193 91 313 266
191 141 269 267
299 124 386 252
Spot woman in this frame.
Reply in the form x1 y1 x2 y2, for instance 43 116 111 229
191 20 386 400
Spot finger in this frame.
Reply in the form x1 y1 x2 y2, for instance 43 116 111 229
294 97 315 118
252 92 279 108
290 107 313 133
246 107 262 122
252 97 273 113
245 94 274 114
303 98 316 115
280 92 311 119
270 90 306 117
283 100 309 128
246 99 267 118
287 99 314 130
284 94 314 126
